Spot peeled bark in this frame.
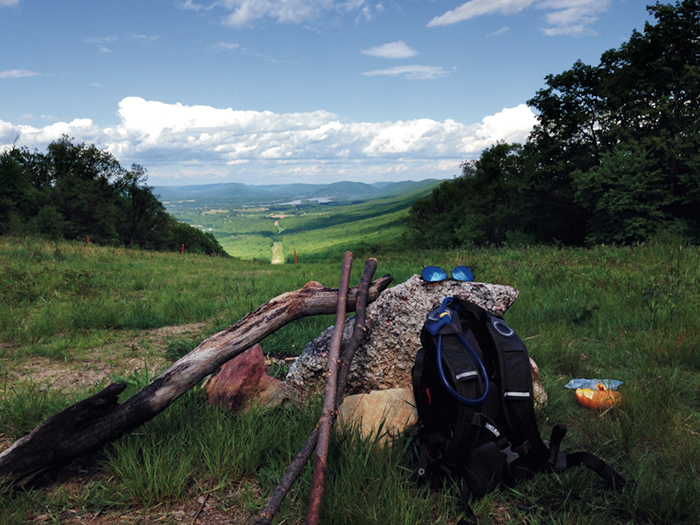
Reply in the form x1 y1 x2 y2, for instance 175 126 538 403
0 276 392 486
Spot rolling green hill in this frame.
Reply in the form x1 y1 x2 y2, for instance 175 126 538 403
154 179 439 207
160 179 441 261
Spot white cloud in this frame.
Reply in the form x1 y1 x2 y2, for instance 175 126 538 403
212 0 380 26
0 0 20 6
84 36 117 44
214 41 241 50
130 34 160 43
361 41 417 59
84 36 117 53
0 118 102 149
220 0 334 26
474 104 537 143
2 98 537 184
428 0 610 36
0 69 40 79
428 0 536 27
178 0 212 11
345 0 383 22
363 65 450 80
539 0 610 36
489 26 510 36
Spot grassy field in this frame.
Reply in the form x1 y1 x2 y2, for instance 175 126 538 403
0 236 699 523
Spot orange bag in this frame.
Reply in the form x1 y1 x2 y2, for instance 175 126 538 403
575 383 622 409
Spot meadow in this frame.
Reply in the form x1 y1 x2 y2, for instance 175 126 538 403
0 235 698 524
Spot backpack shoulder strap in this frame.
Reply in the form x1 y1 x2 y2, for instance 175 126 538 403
477 303 630 488
454 298 550 470
490 310 551 468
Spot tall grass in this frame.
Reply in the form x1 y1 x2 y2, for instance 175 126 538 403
0 236 698 523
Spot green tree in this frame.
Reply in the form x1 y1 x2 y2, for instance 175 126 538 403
455 142 528 245
115 163 168 249
0 152 38 234
408 143 532 248
524 60 606 244
575 143 671 243
1 137 228 255
407 162 476 248
600 0 700 235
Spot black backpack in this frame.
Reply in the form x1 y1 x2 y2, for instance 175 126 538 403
411 297 627 515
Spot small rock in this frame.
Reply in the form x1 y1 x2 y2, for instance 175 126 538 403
530 357 548 408
202 344 287 412
337 387 418 446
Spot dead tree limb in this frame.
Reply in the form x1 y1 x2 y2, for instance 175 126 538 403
252 258 377 525
0 275 392 486
307 252 353 525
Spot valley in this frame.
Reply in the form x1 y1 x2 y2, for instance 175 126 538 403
155 179 441 262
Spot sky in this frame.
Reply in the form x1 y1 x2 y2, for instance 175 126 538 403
1 0 652 186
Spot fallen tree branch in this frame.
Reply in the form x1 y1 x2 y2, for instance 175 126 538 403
252 258 377 525
307 252 354 525
0 275 392 486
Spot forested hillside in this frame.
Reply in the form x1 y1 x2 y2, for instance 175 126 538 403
0 137 227 256
408 0 700 248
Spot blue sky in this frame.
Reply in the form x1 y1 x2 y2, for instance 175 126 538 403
1 0 651 186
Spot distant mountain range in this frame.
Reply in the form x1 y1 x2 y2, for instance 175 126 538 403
153 179 441 207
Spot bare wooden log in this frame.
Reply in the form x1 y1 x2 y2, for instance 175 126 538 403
307 252 353 525
0 275 392 486
252 258 377 525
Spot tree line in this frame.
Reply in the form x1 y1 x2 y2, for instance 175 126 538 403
0 136 227 256
408 0 700 248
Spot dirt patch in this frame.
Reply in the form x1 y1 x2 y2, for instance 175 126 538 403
271 242 284 265
1 322 210 394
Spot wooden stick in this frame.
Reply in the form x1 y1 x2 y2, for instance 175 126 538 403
0 275 392 486
251 258 378 525
251 426 319 525
336 258 377 400
307 251 354 525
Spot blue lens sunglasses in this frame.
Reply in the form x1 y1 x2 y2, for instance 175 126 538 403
421 265 474 282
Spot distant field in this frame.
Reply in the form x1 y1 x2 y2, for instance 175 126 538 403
164 181 439 262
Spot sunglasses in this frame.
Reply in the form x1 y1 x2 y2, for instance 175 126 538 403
421 265 474 282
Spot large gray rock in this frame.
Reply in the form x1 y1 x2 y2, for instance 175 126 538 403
285 275 520 396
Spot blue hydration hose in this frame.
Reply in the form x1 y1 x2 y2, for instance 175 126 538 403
433 298 490 406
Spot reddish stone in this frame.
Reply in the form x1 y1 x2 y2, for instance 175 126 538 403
202 344 286 412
